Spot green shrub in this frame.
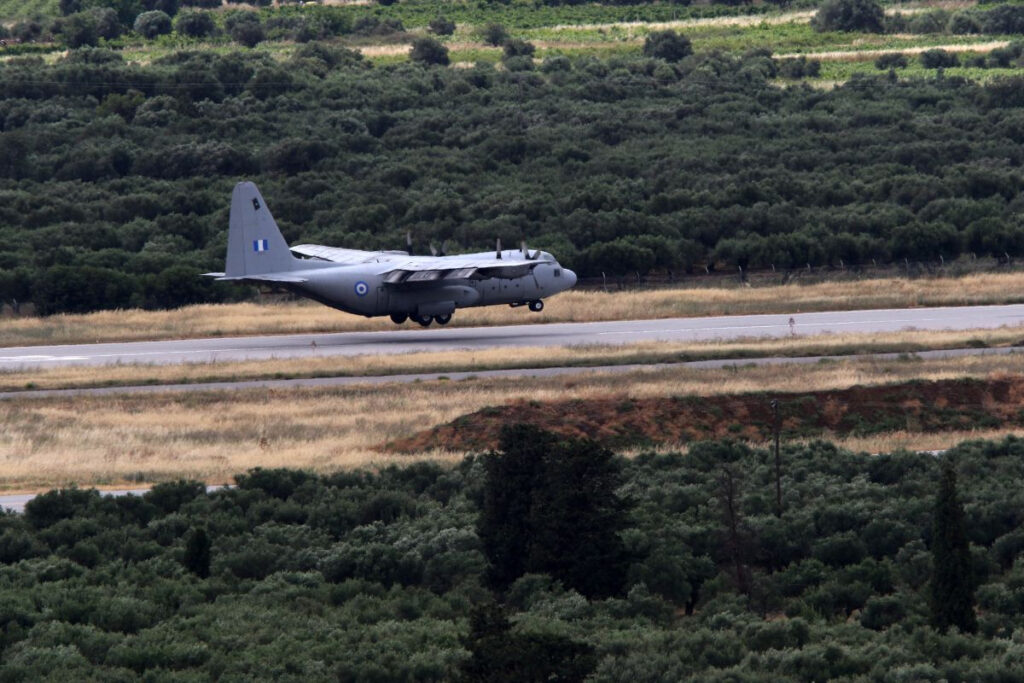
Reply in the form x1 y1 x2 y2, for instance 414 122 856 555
813 0 885 32
428 15 455 36
134 10 172 39
175 10 215 38
875 53 909 70
481 23 508 46
642 30 692 62
920 49 959 69
410 37 449 67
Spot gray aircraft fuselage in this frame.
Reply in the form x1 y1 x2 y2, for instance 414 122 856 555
283 254 573 319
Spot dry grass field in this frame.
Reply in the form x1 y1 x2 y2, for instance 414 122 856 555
3 272 1024 348
2 324 1022 392
3 352 1022 492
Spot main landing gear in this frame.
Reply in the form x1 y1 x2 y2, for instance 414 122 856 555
397 313 452 327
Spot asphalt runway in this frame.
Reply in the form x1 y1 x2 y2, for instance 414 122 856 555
2 304 1023 371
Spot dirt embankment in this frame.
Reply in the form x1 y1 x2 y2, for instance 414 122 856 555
385 376 1024 452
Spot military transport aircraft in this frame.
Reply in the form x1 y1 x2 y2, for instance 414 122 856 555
206 182 577 326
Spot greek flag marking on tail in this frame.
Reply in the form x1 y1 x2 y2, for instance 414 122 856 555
253 239 269 253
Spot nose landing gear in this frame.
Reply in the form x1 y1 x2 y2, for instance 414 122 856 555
528 300 544 312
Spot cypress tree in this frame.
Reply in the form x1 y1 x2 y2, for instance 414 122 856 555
929 459 977 633
460 603 596 683
477 424 630 597
526 438 629 599
183 527 211 579
478 425 554 589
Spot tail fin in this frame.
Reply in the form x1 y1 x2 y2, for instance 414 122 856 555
224 182 300 278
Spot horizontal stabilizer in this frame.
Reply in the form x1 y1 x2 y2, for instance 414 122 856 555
210 273 309 283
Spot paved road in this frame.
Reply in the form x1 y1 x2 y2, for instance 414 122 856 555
0 486 226 514
0 346 1018 401
2 304 1023 370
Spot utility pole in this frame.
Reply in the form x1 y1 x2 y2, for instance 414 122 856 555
771 399 782 517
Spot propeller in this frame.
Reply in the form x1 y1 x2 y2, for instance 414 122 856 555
521 241 539 260
429 240 449 257
496 238 502 260
405 231 413 255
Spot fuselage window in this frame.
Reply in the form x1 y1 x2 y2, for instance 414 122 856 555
554 269 561 277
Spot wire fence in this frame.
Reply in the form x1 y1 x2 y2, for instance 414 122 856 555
575 255 1024 292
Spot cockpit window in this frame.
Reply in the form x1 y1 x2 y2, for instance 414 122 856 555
554 269 561 277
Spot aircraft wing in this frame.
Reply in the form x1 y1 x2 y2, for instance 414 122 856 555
291 244 396 264
288 243 546 285
377 256 541 285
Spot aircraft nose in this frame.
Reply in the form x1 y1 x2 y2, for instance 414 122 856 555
564 268 577 289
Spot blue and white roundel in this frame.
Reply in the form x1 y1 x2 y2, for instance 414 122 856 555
354 281 369 297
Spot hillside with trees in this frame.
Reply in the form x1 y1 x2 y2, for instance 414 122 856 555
2 433 1024 679
2 43 1024 313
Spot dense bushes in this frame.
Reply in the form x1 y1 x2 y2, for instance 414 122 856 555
5 47 1024 313
2 436 1024 678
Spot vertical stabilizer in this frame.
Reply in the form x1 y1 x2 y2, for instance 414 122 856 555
224 182 299 277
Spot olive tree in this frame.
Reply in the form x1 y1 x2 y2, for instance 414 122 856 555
812 0 885 33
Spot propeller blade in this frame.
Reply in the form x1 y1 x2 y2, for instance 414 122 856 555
440 240 448 257
406 231 413 254
429 242 438 257
496 238 502 260
521 240 527 255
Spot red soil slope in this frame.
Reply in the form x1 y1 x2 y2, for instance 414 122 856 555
385 376 1024 453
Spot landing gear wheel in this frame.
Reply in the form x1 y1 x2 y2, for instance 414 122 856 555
390 313 408 325
528 300 544 312
415 315 432 327
434 314 452 325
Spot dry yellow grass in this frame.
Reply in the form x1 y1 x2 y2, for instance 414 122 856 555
2 324 1022 392
4 271 1024 348
536 6 928 33
2 352 1022 492
776 40 1009 61
618 428 1024 460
